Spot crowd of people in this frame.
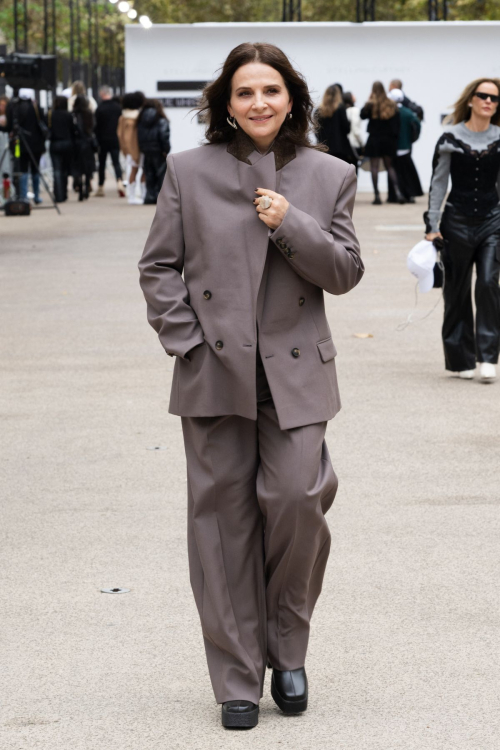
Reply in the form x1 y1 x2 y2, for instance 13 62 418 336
314 78 424 205
0 82 171 206
1 76 425 209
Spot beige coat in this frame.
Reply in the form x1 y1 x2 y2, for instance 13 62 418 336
139 133 364 430
117 109 140 163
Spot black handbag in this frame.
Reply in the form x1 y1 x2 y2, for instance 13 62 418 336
432 237 444 288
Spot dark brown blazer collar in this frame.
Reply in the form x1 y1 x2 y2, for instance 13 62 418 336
227 129 296 171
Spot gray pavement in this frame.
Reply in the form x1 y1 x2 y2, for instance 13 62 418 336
1 185 499 750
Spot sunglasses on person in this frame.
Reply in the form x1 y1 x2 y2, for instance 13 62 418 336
473 91 500 104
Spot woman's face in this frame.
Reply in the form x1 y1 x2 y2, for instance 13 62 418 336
470 81 499 120
227 62 292 150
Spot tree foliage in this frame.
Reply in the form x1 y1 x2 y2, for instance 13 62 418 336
1 0 500 68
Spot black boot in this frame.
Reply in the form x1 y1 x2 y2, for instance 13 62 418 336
271 667 308 714
394 185 406 204
372 191 382 205
221 700 259 728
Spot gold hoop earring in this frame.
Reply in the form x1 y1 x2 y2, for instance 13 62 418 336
226 115 238 129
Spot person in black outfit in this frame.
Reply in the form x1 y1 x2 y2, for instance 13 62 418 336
72 95 96 201
389 79 424 122
424 77 500 383
361 81 404 205
6 88 47 203
137 99 170 204
49 96 74 203
94 85 124 197
387 88 423 204
314 84 356 166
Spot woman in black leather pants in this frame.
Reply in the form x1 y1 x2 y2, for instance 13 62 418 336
425 78 500 382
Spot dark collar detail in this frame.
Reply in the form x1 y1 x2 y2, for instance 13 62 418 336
227 129 296 171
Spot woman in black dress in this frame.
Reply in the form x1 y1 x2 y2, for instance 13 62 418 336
72 95 96 201
315 84 356 165
361 81 403 204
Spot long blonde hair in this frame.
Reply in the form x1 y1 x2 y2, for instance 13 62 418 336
317 84 343 118
71 80 86 97
366 81 397 120
446 78 500 125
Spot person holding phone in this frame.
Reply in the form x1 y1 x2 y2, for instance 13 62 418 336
424 78 500 382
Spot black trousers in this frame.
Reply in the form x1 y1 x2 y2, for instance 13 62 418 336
50 146 72 202
97 141 122 185
440 205 500 371
143 153 167 204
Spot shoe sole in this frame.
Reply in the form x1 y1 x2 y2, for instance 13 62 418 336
221 706 259 728
271 679 308 714
480 376 496 383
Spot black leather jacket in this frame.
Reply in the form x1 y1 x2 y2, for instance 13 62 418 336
137 107 170 156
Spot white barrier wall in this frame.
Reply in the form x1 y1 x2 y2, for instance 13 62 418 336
125 21 500 193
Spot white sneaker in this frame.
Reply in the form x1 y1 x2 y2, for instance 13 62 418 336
127 183 143 205
458 369 475 379
479 362 496 382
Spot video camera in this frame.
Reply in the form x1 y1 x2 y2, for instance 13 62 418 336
0 52 57 90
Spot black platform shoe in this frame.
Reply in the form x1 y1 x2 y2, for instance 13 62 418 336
221 700 259 728
271 667 308 714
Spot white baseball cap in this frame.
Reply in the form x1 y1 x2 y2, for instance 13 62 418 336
407 239 437 293
389 88 404 103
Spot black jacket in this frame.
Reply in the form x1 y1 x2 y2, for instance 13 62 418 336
137 107 171 156
6 98 46 154
360 103 400 138
315 106 356 165
403 95 424 122
95 99 122 145
49 110 75 152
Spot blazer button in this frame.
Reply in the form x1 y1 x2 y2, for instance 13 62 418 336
299 297 305 306
215 340 223 350
287 251 295 259
203 290 212 300
291 347 300 358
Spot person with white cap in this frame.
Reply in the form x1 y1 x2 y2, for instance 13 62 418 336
387 88 423 204
424 78 500 383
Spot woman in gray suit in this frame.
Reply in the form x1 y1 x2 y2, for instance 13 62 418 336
139 42 364 728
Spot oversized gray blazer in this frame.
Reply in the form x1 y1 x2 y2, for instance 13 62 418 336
139 132 364 430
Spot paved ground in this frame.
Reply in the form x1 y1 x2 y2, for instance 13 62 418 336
1 183 499 750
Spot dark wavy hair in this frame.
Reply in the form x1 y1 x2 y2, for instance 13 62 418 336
198 42 315 148
138 98 169 125
122 91 145 110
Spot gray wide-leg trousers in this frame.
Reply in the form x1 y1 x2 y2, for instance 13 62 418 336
181 395 338 704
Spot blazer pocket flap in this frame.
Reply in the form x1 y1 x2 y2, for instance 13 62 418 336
317 337 337 363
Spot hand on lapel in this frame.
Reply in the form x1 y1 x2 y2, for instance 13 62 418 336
254 188 289 230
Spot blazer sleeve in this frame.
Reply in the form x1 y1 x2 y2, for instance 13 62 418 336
270 164 364 295
423 135 451 234
138 153 205 359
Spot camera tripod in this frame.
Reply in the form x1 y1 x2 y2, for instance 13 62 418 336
0 100 60 215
